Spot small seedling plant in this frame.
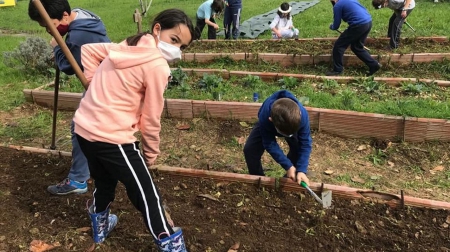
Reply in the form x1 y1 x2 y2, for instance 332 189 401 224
169 67 188 89
278 76 299 89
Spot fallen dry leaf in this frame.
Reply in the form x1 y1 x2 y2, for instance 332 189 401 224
387 161 395 167
432 165 444 172
351 176 366 184
228 242 240 252
197 194 220 202
239 122 249 127
357 145 367 151
324 170 334 175
237 136 246 145
446 215 450 224
176 124 190 130
85 243 96 252
76 227 90 233
29 240 60 252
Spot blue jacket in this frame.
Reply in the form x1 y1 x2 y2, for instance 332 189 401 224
258 90 312 173
54 8 110 75
226 0 242 8
330 0 372 30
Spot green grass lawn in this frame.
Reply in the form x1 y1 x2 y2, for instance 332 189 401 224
0 0 449 112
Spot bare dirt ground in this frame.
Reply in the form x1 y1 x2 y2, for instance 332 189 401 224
0 147 449 252
0 105 450 252
0 104 449 202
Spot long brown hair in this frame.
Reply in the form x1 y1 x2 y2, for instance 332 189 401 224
126 9 195 46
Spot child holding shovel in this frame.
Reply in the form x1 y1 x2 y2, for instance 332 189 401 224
243 90 312 186
372 0 415 50
28 0 110 195
73 8 195 250
327 0 381 76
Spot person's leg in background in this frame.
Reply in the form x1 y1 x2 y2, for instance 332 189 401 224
389 10 404 49
207 17 217 39
387 12 395 38
327 29 352 75
47 111 89 195
223 7 232 39
195 15 206 40
349 22 380 75
243 122 266 176
231 7 241 39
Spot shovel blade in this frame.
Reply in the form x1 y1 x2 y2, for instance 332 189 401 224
321 190 332 208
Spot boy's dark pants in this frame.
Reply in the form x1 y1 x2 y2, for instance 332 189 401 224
387 9 413 49
224 7 241 39
76 135 173 238
332 21 378 73
243 122 299 176
195 15 217 39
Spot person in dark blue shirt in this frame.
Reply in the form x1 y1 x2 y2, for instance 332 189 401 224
223 0 242 39
243 90 313 186
327 0 381 76
28 0 110 196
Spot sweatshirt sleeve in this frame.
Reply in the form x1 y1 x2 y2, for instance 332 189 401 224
260 122 294 170
295 109 313 173
81 43 114 84
53 42 81 75
270 15 280 29
287 17 293 28
140 64 170 166
331 5 342 30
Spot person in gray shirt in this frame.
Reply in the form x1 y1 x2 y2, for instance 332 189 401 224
372 0 415 49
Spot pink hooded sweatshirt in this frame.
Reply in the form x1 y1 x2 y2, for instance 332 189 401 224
74 34 170 165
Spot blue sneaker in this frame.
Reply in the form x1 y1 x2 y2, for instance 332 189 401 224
47 178 88 195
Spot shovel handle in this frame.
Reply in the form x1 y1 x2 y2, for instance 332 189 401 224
300 181 323 205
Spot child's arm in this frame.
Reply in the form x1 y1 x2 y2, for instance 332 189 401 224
140 63 171 166
287 16 294 29
294 109 313 173
81 43 114 86
53 41 82 76
260 127 294 170
270 16 281 37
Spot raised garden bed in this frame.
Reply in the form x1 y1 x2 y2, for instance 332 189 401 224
21 89 450 142
1 146 449 251
175 57 450 81
185 37 450 54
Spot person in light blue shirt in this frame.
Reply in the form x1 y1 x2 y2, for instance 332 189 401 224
195 0 224 39
327 0 380 76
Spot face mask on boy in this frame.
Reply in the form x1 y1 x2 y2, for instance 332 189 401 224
56 23 69 36
157 34 182 62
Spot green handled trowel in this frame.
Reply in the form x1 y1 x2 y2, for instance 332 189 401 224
300 181 332 209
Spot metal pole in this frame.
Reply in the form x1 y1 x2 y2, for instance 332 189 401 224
50 68 60 150
404 21 416 32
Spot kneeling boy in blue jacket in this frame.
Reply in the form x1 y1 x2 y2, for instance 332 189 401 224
243 90 313 186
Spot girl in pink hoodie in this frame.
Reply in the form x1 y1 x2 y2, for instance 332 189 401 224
73 9 194 251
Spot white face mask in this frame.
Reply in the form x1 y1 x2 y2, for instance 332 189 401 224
157 34 182 62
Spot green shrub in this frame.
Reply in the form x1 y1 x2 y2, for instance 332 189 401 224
2 37 54 76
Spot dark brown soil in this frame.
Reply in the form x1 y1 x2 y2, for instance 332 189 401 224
1 147 449 252
184 38 450 55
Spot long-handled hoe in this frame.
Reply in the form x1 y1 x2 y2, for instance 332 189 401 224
300 181 332 209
